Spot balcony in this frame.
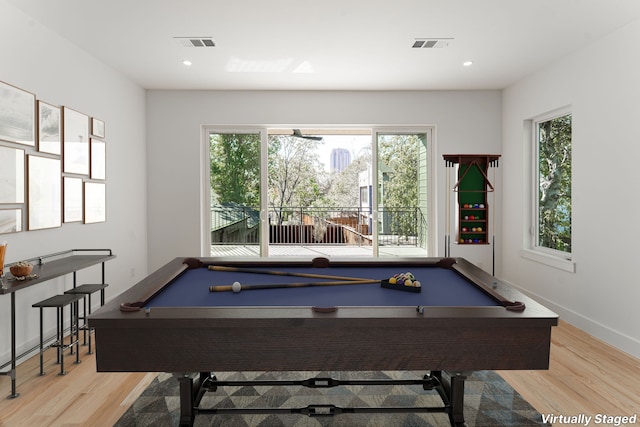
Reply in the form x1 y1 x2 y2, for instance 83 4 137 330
210 205 427 257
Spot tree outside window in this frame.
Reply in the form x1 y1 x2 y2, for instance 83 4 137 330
536 113 572 254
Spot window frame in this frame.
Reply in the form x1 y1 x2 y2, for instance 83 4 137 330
202 125 435 258
521 107 575 272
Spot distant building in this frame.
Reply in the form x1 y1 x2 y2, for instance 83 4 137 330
330 148 351 172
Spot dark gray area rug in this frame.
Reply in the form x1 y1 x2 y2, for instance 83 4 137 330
115 370 549 427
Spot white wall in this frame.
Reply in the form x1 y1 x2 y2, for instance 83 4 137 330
145 90 502 271
0 1 148 363
502 18 640 358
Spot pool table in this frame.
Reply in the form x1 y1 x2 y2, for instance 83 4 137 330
89 256 558 426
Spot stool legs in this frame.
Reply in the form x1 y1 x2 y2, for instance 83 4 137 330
64 283 108 355
38 307 44 376
36 299 82 376
86 293 93 353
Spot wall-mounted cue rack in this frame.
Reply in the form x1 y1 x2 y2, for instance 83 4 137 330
443 154 501 272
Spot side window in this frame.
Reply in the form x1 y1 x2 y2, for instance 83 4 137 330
533 111 572 256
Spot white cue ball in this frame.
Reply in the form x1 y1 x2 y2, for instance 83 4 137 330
232 281 242 293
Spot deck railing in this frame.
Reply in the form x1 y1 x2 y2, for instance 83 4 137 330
211 206 425 247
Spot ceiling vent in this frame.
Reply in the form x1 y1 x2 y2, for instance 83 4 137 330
174 37 216 47
412 38 453 48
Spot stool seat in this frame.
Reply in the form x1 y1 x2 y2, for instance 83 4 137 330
33 293 83 308
64 283 108 295
33 293 84 376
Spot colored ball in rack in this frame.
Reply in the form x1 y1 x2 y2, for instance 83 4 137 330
462 227 467 232
404 279 412 287
413 281 421 288
474 203 479 208
389 277 397 284
464 216 469 220
479 203 485 208
470 215 475 220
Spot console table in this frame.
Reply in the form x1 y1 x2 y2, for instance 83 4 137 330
0 249 115 398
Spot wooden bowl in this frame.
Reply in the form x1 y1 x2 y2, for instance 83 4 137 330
10 264 33 277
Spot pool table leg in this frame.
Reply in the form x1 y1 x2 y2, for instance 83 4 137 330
175 372 212 426
433 370 470 426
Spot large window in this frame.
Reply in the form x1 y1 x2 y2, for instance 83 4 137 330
533 110 572 257
205 127 434 258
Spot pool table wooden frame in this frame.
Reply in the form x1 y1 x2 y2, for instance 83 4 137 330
89 256 558 426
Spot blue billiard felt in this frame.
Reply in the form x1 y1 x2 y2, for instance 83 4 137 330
147 266 498 308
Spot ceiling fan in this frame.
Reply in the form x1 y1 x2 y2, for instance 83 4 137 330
292 129 323 141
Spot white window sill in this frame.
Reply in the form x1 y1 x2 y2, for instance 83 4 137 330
520 249 575 273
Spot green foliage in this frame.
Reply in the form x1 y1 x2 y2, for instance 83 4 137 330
323 148 371 208
538 114 572 252
210 133 260 207
267 135 327 224
378 135 420 239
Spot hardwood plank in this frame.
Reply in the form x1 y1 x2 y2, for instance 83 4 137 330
498 321 640 423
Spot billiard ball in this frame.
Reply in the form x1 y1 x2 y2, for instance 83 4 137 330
232 281 242 293
479 203 485 208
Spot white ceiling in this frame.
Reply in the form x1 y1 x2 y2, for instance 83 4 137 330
9 0 640 91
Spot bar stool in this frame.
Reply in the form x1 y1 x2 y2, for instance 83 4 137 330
64 283 108 354
32 293 83 376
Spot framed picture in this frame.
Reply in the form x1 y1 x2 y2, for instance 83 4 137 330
91 117 105 139
63 176 83 223
63 107 89 175
38 101 61 155
90 138 106 180
0 145 25 203
27 155 62 230
0 209 22 234
84 181 106 223
0 81 35 146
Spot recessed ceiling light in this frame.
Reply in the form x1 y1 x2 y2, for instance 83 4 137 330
182 60 192 66
463 61 473 67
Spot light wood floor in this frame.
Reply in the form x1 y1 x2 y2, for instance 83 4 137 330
0 320 638 426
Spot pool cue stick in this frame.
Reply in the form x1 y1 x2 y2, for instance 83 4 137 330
445 160 451 256
207 265 375 282
209 279 380 292
492 164 496 276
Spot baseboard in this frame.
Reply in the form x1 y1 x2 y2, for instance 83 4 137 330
500 278 640 360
